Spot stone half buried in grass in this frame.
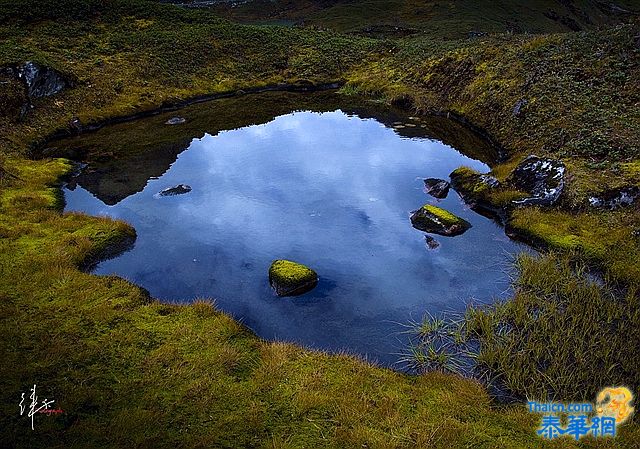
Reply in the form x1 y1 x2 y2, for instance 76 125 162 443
269 260 319 297
410 205 471 237
507 155 565 206
165 116 186 125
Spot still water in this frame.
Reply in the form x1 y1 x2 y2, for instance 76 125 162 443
58 92 526 367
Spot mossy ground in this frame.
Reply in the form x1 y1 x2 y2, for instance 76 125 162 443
1 0 639 446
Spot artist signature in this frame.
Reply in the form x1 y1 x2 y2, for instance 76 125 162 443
19 384 63 430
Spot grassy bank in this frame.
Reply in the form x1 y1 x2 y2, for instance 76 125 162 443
346 20 639 404
0 0 380 155
1 0 639 446
348 20 640 284
0 158 588 448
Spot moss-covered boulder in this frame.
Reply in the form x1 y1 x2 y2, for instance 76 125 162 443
449 167 500 205
269 260 318 297
410 205 471 236
449 167 526 222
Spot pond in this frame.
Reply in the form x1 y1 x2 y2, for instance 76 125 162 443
54 91 528 368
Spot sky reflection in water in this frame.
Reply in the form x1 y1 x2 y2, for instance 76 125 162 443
64 109 527 367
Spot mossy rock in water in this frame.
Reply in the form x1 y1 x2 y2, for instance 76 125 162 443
410 205 471 236
269 260 318 297
450 167 499 204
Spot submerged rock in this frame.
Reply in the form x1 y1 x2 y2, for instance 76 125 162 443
424 178 450 199
425 235 440 250
410 205 471 236
508 155 565 206
589 186 640 209
165 116 186 125
158 184 192 196
269 260 318 297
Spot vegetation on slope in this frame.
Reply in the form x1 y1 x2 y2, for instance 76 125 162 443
208 0 640 39
0 0 380 155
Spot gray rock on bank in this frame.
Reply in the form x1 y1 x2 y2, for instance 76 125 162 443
508 155 565 206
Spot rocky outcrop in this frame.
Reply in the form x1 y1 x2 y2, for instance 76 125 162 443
512 99 527 117
508 156 565 206
16 61 69 98
424 178 450 199
1 61 70 120
269 260 318 297
410 205 471 236
449 167 504 217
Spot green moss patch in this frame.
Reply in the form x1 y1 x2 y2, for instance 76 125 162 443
507 207 640 286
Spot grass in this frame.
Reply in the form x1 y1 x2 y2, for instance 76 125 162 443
413 252 640 405
507 208 640 286
0 0 381 156
1 0 639 446
1 158 592 448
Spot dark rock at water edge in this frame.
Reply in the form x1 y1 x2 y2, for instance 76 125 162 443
449 167 505 222
589 186 640 209
410 205 471 237
269 260 318 297
508 155 565 206
424 178 450 199
479 175 500 188
159 184 192 196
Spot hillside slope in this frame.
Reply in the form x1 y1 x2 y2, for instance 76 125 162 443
205 0 639 38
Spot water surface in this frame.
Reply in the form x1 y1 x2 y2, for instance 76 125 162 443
58 92 526 367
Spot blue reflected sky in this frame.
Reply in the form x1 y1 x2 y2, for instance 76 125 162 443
64 109 527 367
